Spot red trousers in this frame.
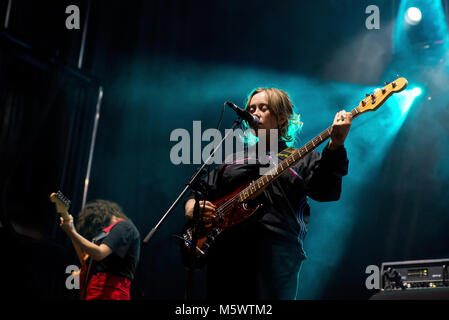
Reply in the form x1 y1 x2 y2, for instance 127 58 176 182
85 273 131 300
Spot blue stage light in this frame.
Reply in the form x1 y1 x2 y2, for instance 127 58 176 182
411 87 422 96
405 7 422 25
393 87 422 116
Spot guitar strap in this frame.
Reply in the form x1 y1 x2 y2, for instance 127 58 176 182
92 219 125 243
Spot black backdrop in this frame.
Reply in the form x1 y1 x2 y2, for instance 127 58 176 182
1 0 449 300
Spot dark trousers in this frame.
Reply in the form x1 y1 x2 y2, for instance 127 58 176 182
206 226 304 300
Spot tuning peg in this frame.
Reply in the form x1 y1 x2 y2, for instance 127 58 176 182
366 93 370 97
361 100 367 106
392 82 397 88
382 88 386 94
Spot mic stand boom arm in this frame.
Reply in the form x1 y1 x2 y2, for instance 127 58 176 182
142 116 243 244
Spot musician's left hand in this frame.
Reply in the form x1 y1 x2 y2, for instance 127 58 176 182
59 215 76 235
329 110 352 149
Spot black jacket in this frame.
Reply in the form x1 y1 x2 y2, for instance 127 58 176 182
187 140 349 256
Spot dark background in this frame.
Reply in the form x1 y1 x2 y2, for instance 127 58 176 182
1 0 448 300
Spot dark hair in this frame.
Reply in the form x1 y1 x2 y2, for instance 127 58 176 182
76 199 128 240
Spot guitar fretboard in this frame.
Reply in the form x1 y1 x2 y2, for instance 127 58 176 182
238 107 360 202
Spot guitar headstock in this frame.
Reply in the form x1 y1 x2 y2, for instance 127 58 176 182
357 77 408 114
49 191 71 219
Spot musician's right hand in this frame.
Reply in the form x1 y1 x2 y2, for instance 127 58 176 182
185 199 217 227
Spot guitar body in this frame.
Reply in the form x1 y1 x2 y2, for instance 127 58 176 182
180 182 260 269
79 262 88 300
79 258 94 300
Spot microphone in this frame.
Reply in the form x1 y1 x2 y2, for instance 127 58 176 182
225 101 259 127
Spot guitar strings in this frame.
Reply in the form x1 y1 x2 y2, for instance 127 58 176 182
212 151 301 221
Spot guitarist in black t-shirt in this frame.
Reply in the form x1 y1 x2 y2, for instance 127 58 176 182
59 199 141 300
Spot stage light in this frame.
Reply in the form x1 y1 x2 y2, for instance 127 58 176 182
394 87 422 116
405 7 422 26
411 87 422 96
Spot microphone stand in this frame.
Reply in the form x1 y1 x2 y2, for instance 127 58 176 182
142 116 244 298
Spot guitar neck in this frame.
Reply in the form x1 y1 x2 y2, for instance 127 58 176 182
72 239 88 265
239 107 360 202
61 210 88 265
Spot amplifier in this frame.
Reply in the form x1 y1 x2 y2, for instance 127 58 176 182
381 258 449 290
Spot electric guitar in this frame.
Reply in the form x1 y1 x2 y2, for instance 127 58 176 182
180 78 408 269
50 191 90 299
